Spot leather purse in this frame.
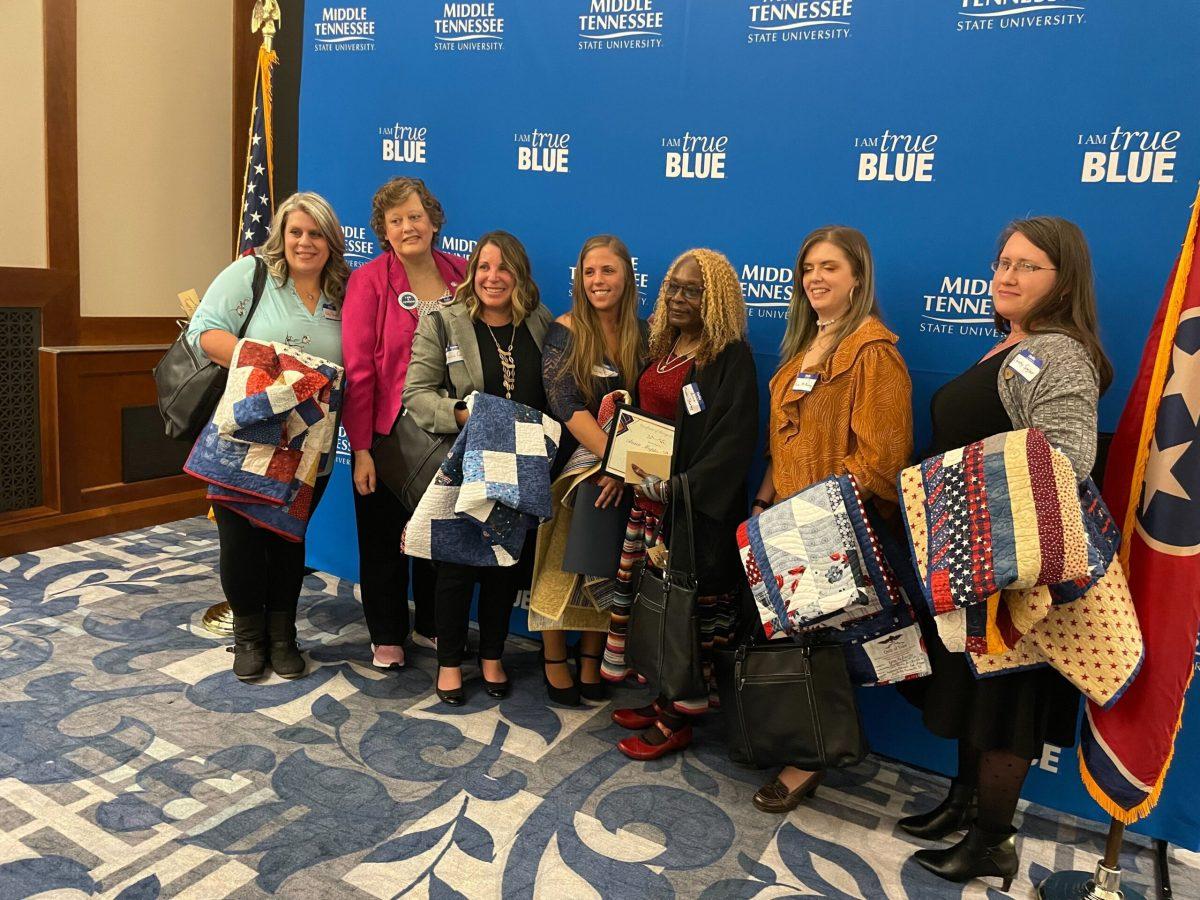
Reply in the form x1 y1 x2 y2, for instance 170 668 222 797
154 257 267 442
372 406 456 513
713 634 868 770
626 473 706 702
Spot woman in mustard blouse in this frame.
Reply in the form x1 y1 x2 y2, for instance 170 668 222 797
750 225 913 812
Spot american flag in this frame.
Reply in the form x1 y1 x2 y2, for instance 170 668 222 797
237 48 276 256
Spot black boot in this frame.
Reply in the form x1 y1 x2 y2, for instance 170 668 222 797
231 613 267 681
912 823 1018 891
266 611 306 679
898 779 976 840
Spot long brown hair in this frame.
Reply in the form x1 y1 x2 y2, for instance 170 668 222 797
454 230 541 325
994 216 1113 393
646 248 747 367
781 225 880 366
565 235 644 407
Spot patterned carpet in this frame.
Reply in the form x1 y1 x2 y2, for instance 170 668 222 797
1 517 1195 899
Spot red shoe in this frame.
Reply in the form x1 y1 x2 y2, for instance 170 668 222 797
618 724 693 760
611 705 659 730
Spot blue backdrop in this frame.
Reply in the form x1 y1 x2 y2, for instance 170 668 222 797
298 1 1200 849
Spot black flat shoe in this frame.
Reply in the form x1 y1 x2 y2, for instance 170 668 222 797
899 779 977 840
436 685 466 706
912 823 1018 891
542 649 580 706
479 655 511 699
577 650 608 702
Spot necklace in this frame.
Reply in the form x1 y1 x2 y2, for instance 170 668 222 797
485 322 517 399
816 315 841 331
656 334 697 374
291 282 320 311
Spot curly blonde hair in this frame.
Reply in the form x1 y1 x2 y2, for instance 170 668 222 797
259 191 350 307
647 248 746 366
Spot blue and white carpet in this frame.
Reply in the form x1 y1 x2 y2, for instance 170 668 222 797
0 517 1194 898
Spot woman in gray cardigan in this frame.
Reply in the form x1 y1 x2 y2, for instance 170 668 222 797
402 231 553 706
901 217 1113 891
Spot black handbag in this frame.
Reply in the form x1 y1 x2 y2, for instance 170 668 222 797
372 406 456 513
154 257 268 441
625 473 706 702
713 634 868 770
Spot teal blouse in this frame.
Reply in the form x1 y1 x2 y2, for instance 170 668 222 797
187 255 344 366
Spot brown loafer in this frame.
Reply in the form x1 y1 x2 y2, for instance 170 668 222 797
752 771 824 814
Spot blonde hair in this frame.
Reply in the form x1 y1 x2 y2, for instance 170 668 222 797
565 235 645 406
647 248 746 367
369 177 445 252
260 191 350 307
780 225 880 366
454 231 541 325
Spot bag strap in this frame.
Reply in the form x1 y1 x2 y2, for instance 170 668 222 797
234 256 269 340
667 471 697 581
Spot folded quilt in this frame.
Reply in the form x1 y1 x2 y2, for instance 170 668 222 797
737 474 893 639
184 339 343 542
404 392 561 567
899 429 1094 617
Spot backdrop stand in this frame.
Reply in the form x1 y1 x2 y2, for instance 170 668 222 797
1154 839 1173 900
1038 818 1145 900
202 600 234 637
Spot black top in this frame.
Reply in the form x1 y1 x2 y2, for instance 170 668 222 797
473 319 546 412
929 350 1013 454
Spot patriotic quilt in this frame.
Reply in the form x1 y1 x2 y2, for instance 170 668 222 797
404 392 560 567
899 428 1094 617
184 339 343 542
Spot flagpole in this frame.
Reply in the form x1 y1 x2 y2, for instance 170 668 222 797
203 0 282 638
1037 817 1146 899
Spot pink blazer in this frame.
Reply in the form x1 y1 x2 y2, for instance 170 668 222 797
341 248 467 450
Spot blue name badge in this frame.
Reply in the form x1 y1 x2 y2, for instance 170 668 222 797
322 303 341 321
683 382 705 415
1008 348 1044 382
792 372 818 393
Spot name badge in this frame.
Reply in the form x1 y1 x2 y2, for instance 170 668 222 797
683 382 705 415
592 363 620 378
322 304 341 321
398 291 420 310
792 372 818 393
445 344 463 364
1008 349 1044 382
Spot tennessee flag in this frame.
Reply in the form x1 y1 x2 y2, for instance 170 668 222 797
1081 185 1200 822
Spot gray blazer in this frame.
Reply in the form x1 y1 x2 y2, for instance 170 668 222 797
402 301 552 434
997 331 1100 481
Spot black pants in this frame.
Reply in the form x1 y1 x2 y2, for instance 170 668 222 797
352 479 437 645
213 475 330 617
435 545 531 667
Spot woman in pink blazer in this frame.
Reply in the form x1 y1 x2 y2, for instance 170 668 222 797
341 178 466 669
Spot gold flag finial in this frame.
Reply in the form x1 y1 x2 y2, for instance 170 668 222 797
251 0 282 52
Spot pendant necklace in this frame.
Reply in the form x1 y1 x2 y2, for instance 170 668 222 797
486 322 517 399
657 334 697 374
816 315 840 331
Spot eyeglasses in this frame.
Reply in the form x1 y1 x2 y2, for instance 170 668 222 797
664 280 703 302
990 259 1056 276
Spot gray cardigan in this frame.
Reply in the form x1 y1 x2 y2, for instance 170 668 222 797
996 331 1100 481
402 301 552 434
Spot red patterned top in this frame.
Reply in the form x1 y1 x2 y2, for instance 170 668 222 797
632 356 693 516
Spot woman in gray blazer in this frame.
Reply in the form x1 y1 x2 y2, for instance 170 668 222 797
402 231 553 705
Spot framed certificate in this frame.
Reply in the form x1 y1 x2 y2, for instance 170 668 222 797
600 403 676 482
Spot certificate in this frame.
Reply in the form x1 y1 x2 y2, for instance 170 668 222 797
600 404 675 482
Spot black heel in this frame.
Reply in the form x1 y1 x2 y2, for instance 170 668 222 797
541 648 580 706
576 649 608 702
478 655 511 699
436 667 466 706
898 779 977 840
912 823 1018 889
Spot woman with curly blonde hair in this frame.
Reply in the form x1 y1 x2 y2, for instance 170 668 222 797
604 249 759 760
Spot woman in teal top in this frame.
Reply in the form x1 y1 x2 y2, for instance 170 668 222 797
187 192 350 683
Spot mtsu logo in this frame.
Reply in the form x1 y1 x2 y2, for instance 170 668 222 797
856 130 937 182
956 0 1086 32
920 275 999 338
379 122 427 164
335 426 351 464
1079 126 1180 184
514 130 571 174
740 263 793 319
578 0 665 51
747 0 854 44
440 234 477 257
342 225 376 268
312 5 376 51
435 2 505 51
663 132 728 180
